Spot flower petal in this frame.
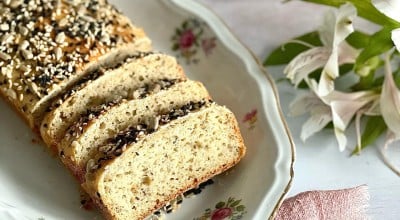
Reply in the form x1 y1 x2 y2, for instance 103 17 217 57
318 3 356 47
334 127 347 151
325 90 378 129
289 91 324 116
284 47 330 86
331 3 357 48
372 0 400 22
380 53 400 137
301 106 332 141
323 90 377 103
318 10 336 46
391 28 400 52
325 90 378 151
316 3 357 96
338 41 360 64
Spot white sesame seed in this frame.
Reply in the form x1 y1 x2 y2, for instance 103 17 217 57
19 40 29 50
31 82 41 96
0 51 11 61
26 22 35 31
6 88 16 100
54 47 62 60
59 18 68 27
19 93 23 101
1 33 13 44
0 23 10 31
55 32 66 44
19 64 29 72
1 66 12 78
21 49 33 60
3 0 11 6
10 0 22 8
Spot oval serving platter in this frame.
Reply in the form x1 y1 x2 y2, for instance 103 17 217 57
0 0 295 219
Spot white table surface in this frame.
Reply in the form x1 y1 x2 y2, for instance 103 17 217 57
198 0 400 219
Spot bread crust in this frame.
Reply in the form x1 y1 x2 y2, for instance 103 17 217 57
0 0 152 129
82 106 246 220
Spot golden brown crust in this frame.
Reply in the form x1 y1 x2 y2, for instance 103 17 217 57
0 0 151 128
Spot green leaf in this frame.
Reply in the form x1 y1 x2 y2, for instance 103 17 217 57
215 202 225 209
355 27 394 76
339 63 354 75
264 31 322 66
301 0 400 27
346 31 370 49
352 56 383 91
230 200 241 207
172 43 179 51
395 68 400 88
236 205 245 211
175 28 182 36
182 20 188 29
351 116 387 155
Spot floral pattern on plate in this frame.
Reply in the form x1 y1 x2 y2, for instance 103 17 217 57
193 197 246 220
171 18 216 64
243 109 258 130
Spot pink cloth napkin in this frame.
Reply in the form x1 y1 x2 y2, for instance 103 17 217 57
275 185 369 220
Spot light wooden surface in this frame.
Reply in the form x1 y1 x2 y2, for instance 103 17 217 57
198 0 400 219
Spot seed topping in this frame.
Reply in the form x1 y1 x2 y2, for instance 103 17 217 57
0 0 137 101
86 100 211 173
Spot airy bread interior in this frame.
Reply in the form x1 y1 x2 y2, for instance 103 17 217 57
60 80 210 182
83 104 246 220
40 53 185 151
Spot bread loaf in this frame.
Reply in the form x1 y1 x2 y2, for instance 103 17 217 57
60 80 211 182
40 52 186 153
83 104 246 220
0 1 247 219
0 0 151 129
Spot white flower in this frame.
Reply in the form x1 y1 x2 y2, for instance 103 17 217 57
372 0 400 51
284 3 359 97
372 0 400 140
380 52 400 140
290 91 332 142
290 79 379 151
372 0 400 22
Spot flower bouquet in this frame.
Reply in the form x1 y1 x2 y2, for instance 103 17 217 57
264 0 400 175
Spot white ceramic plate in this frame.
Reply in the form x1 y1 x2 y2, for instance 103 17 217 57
0 0 294 219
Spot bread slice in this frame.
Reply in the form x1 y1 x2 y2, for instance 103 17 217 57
82 104 246 220
40 52 186 153
0 0 151 130
60 80 210 182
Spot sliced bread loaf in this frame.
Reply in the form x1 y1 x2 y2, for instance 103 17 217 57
40 52 186 152
0 0 151 129
60 80 210 182
82 104 246 220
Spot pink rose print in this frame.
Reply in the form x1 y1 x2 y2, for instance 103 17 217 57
202 37 217 56
180 30 196 49
211 208 233 220
172 18 217 64
194 197 246 220
243 109 258 130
